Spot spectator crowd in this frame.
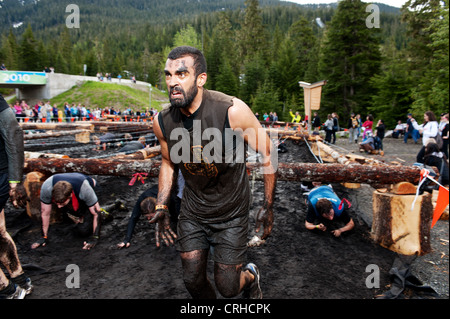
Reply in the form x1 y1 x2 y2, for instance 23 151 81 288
9 99 158 123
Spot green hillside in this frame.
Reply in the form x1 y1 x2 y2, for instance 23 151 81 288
49 81 169 112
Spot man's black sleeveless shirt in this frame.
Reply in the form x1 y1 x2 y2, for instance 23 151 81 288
159 89 250 223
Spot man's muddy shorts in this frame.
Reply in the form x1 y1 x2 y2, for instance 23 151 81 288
0 173 10 212
176 213 249 265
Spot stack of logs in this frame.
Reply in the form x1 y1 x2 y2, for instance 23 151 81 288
21 122 444 256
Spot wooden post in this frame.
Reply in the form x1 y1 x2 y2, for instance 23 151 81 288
299 80 327 133
23 171 62 223
371 191 433 256
75 130 91 143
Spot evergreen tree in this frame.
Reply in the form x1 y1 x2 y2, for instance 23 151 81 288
424 1 449 114
84 46 99 76
0 30 19 70
269 37 298 103
173 25 201 49
369 45 413 128
318 0 381 118
205 12 237 91
36 40 49 71
251 80 283 117
19 24 39 71
239 52 267 104
60 28 74 73
54 52 68 74
402 0 448 115
215 58 238 96
238 0 269 64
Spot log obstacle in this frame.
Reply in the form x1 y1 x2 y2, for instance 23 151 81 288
23 129 91 140
20 123 94 131
22 145 440 255
25 151 70 159
21 131 442 256
24 158 423 185
20 121 153 134
110 145 162 160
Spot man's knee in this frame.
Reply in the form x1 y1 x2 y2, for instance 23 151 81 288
181 250 208 290
214 263 242 298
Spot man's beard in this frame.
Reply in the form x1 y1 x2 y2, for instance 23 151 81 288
169 83 198 109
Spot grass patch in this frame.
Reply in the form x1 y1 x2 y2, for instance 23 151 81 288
49 81 169 112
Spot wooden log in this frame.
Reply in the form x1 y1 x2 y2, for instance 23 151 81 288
25 152 70 159
265 129 310 139
23 130 91 140
345 154 368 164
371 191 433 256
24 158 425 185
271 162 424 184
111 145 162 160
24 158 162 177
341 183 361 189
20 123 94 131
104 114 153 121
390 182 417 195
20 121 153 134
260 120 302 127
91 121 153 134
315 141 349 164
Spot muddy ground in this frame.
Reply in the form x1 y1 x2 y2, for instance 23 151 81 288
3 131 448 306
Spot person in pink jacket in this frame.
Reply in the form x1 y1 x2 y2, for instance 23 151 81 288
362 114 374 140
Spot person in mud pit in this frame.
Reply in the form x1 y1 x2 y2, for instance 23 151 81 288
92 132 117 151
117 171 184 248
151 46 277 299
31 173 105 250
118 136 148 153
0 93 33 299
305 185 354 237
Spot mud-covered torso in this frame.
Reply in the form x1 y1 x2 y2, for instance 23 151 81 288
160 90 250 223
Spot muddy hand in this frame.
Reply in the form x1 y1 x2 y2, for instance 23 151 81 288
83 236 98 250
255 206 274 240
149 208 177 247
9 183 29 208
31 237 47 249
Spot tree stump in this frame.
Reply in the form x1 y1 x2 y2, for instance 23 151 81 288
371 190 433 256
75 130 91 143
23 171 62 224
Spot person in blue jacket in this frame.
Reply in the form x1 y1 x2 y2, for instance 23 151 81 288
305 185 354 237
